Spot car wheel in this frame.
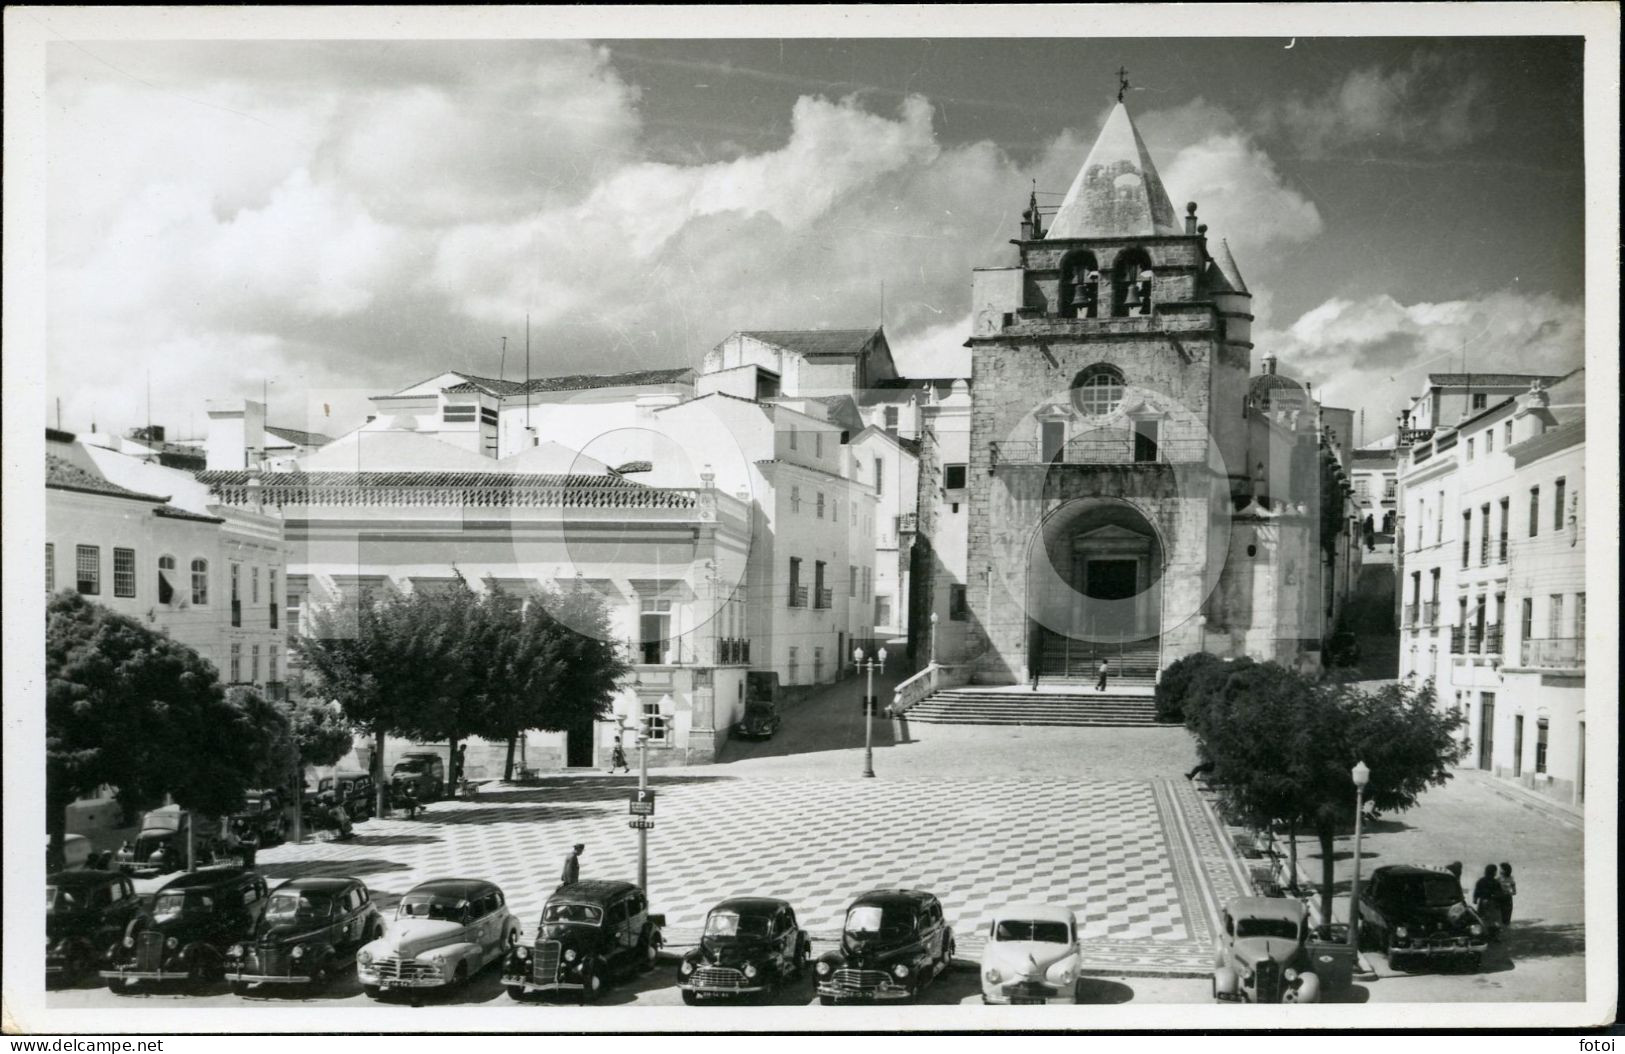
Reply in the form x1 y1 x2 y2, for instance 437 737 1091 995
637 927 659 972
229 981 250 997
452 962 469 989
505 985 526 1001
681 990 698 1005
1465 953 1483 973
579 959 601 1004
111 980 140 996
309 959 332 988
363 984 380 999
819 995 835 1006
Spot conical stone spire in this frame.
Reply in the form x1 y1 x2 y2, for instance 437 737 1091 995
1046 101 1181 239
1214 238 1250 295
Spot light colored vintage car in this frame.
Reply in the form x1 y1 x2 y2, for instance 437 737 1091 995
1212 897 1322 1003
356 878 519 996
978 902 1083 1004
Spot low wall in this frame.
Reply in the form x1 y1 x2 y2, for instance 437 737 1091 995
890 663 971 715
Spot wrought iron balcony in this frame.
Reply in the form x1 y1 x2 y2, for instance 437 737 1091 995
788 586 808 609
1520 637 1585 669
715 638 751 665
814 587 834 610
1482 625 1503 655
1403 603 1418 627
1449 627 1466 654
990 435 1210 469
1422 601 1437 626
1497 537 1508 563
1398 427 1435 446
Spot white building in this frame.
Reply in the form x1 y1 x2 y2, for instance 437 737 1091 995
1395 370 1587 808
913 379 974 665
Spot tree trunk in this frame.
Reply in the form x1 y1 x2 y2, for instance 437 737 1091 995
47 790 68 871
1287 819 1300 895
375 727 389 819
504 734 518 781
1318 823 1338 931
449 732 461 792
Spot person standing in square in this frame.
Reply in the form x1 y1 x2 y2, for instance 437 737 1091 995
1095 658 1110 692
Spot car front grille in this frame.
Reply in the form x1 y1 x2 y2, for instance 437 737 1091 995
532 941 561 985
257 943 288 976
1004 980 1059 999
1253 959 1281 1002
136 932 165 972
694 966 746 989
833 968 887 990
373 957 441 983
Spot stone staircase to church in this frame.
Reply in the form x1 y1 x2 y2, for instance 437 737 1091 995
905 685 1159 727
1036 634 1161 684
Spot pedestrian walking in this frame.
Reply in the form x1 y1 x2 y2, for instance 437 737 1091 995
1095 658 1110 692
1472 864 1504 939
1497 862 1517 926
608 737 630 774
1029 665 1040 692
1184 759 1215 781
558 843 584 889
329 800 352 841
401 782 421 820
232 820 259 869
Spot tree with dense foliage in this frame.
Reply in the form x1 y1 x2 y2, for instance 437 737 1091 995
45 593 267 859
1154 651 1225 722
392 575 494 789
1189 663 1466 919
476 582 631 780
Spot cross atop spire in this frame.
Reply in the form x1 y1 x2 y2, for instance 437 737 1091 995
1117 66 1130 103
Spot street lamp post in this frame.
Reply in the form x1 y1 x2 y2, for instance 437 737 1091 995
612 688 676 892
853 647 886 778
1348 760 1370 947
929 612 939 666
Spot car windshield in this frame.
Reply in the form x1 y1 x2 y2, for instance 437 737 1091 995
746 706 773 719
266 892 334 921
153 892 212 919
399 895 467 922
705 912 770 938
541 902 602 925
1235 917 1300 940
394 759 429 772
994 919 1071 944
845 905 911 936
1416 876 1463 907
47 886 80 913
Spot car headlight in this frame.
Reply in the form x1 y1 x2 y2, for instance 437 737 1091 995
815 961 832 977
985 967 1002 984
1055 966 1075 985
1470 924 1484 936
564 948 577 963
743 963 758 979
1284 968 1299 981
228 944 243 958
515 946 529 960
292 945 306 959
1395 926 1408 939
892 963 910 980
165 937 179 950
680 959 695 976
358 950 372 965
123 936 135 949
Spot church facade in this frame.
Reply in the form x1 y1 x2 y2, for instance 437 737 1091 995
946 99 1356 684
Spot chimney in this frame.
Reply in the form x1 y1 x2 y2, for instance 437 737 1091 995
206 398 267 472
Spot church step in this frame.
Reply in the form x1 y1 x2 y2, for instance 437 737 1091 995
907 688 1160 727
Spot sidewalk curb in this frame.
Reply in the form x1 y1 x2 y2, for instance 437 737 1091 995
1464 771 1583 829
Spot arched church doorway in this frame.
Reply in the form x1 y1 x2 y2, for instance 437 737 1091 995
1025 499 1164 679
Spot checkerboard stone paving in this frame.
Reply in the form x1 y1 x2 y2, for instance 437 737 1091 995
255 776 1249 977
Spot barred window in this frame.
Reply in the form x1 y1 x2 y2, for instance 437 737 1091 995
76 545 100 595
191 558 210 605
790 485 801 513
251 566 260 604
113 547 137 598
1071 364 1125 416
816 492 826 519
231 563 241 603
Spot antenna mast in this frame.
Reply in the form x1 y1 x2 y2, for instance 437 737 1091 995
499 335 508 382
525 314 532 431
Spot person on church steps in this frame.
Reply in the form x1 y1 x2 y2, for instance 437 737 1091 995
1095 658 1111 692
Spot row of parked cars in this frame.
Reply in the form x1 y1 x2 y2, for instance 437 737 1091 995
49 862 1491 1004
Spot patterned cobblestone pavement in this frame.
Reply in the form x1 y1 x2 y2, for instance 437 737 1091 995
250 773 1248 976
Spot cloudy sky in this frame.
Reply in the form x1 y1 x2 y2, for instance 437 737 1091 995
43 33 1586 444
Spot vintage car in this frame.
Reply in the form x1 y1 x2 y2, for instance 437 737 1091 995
1212 897 1322 1003
112 806 221 876
225 877 384 992
47 833 95 873
357 878 518 996
47 869 143 986
100 867 268 990
305 770 375 824
390 752 446 801
731 702 782 741
1358 864 1488 970
230 789 288 847
503 880 665 1002
814 889 955 1004
677 897 810 1003
978 903 1083 1005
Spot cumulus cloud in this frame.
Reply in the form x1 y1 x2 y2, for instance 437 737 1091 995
1257 51 1496 157
45 44 1324 440
1260 289 1584 432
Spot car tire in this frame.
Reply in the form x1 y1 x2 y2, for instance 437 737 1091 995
819 995 835 1006
111 980 140 996
579 959 601 1004
637 927 659 972
1465 953 1483 973
681 990 698 1005
506 985 526 1001
309 959 332 989
452 962 469 989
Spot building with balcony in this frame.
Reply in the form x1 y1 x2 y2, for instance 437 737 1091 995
950 96 1357 683
1394 369 1587 808
1351 441 1399 541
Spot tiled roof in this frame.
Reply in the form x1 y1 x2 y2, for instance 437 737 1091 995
264 425 335 448
1426 373 1563 387
153 505 226 524
199 470 643 489
46 453 167 503
738 329 880 358
447 368 694 396
614 461 654 474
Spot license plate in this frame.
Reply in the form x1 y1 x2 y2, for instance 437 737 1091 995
378 981 395 990
1011 997 1045 1005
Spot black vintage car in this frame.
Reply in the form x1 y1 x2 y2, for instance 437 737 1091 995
224 877 383 993
502 880 664 1002
678 897 811 1003
112 806 221 876
231 789 288 847
100 868 269 990
305 770 375 824
47 870 144 986
1359 864 1489 970
731 702 782 741
815 889 956 1004
391 752 446 801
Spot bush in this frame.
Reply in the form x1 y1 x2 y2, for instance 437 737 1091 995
1154 652 1225 723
